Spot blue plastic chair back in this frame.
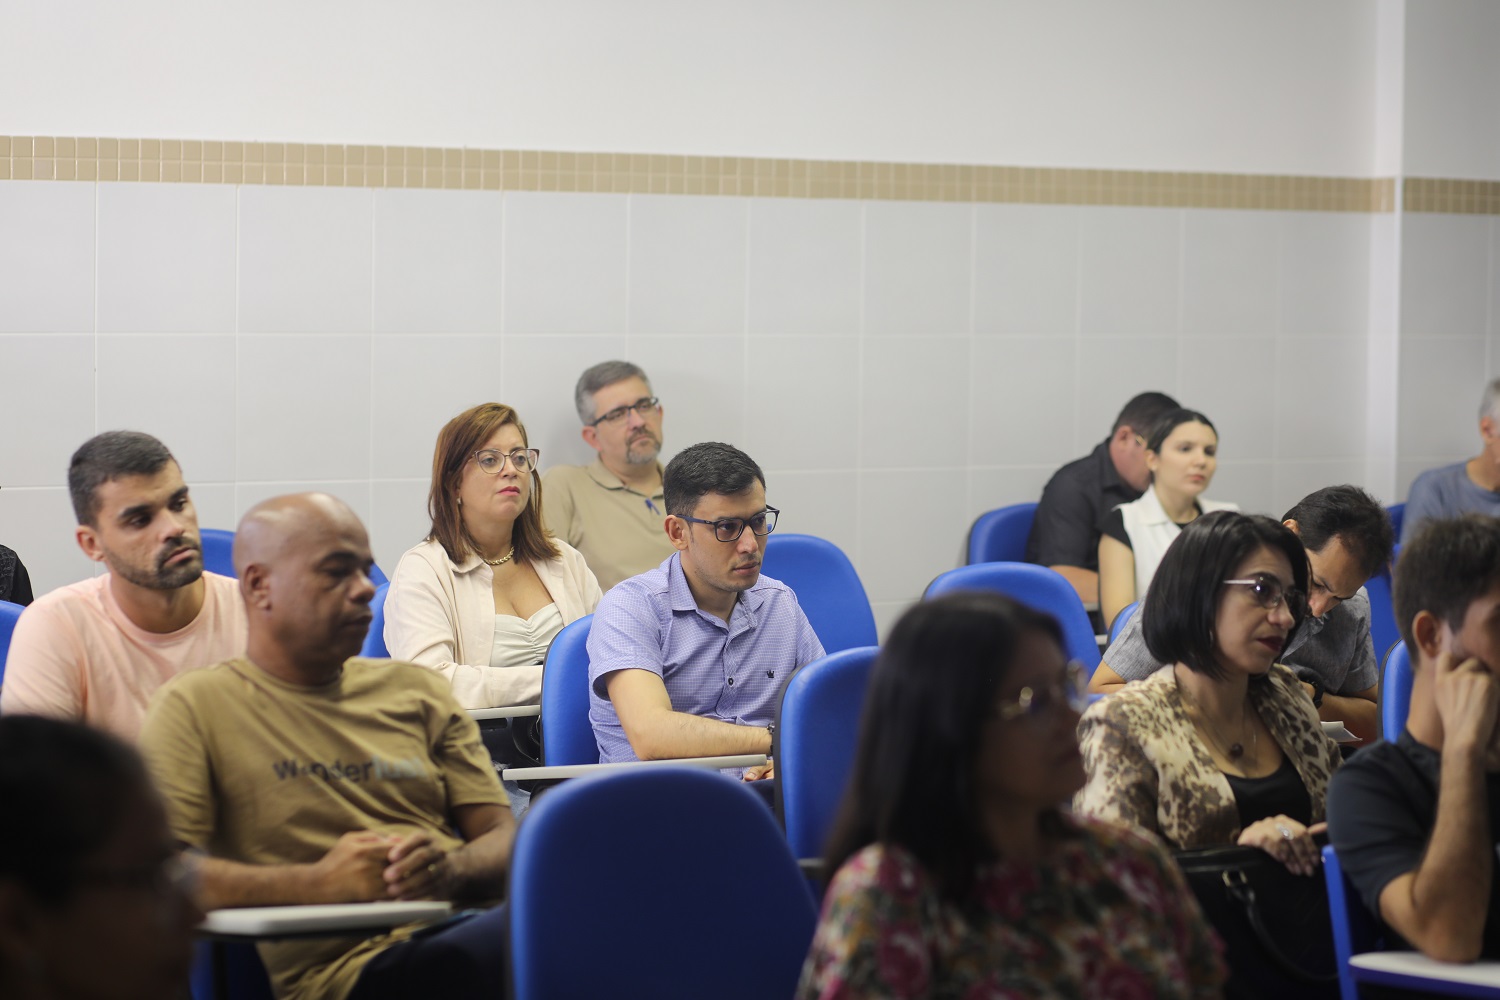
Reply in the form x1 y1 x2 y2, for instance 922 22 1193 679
1364 568 1400 669
1387 502 1405 542
1323 844 1384 1000
0 599 24 687
539 615 596 765
966 502 1038 564
197 527 389 585
776 646 878 861
510 767 817 1000
762 534 877 652
359 584 390 658
924 562 1102 675
200 528 237 578
1108 601 1139 644
1381 641 1412 741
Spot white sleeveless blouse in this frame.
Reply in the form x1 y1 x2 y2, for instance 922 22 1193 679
488 604 564 670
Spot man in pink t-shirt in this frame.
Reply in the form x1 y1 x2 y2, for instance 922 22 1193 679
0 431 247 741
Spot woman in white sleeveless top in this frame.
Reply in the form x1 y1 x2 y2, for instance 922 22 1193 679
384 402 602 712
1097 408 1237 629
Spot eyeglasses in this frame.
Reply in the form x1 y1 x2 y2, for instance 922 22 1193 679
589 396 660 428
677 506 779 543
472 449 540 475
994 661 1089 723
1223 573 1308 620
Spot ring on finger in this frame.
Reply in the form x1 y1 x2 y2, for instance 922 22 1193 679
426 862 439 876
1276 824 1294 840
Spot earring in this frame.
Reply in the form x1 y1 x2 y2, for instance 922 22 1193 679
457 497 463 506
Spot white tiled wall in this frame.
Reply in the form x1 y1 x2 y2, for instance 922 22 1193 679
1394 213 1500 499
0 179 1484 632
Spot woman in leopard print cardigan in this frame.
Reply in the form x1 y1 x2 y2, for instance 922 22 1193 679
1075 511 1343 874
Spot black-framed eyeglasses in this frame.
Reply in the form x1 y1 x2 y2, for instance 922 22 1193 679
471 449 540 475
1223 573 1307 620
994 661 1089 723
678 506 779 543
588 396 660 428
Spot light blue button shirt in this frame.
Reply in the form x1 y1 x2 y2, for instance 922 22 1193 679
587 553 825 764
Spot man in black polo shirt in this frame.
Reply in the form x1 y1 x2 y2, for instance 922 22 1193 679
1327 514 1500 961
1024 391 1179 603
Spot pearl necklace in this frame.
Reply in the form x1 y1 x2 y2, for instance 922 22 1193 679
483 547 516 567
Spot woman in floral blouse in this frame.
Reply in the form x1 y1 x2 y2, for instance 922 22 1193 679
798 592 1225 1000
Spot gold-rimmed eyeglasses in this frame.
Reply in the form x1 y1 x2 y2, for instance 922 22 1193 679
471 449 540 475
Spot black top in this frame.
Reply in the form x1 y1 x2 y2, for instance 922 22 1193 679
0 544 32 606
1024 440 1143 570
1224 755 1312 829
1328 730 1500 956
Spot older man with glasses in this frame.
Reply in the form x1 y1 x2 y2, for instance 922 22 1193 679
586 442 825 796
542 360 674 592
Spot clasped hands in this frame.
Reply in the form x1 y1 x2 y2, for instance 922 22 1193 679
313 830 452 903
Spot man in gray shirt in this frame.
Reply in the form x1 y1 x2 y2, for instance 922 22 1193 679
1088 485 1393 744
1402 376 1500 544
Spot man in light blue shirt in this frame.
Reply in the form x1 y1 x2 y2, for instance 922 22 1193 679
587 442 824 783
1403 376 1500 543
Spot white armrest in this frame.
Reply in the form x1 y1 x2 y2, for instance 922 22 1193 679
501 754 768 782
201 901 452 938
466 705 542 720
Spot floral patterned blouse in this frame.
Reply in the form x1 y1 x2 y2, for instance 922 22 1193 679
797 815 1225 999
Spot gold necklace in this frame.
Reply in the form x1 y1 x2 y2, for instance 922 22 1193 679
1176 671 1257 765
482 547 515 567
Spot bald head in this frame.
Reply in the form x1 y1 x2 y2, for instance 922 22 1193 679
233 493 365 576
235 493 377 681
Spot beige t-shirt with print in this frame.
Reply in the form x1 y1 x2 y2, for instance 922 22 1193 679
140 656 506 1000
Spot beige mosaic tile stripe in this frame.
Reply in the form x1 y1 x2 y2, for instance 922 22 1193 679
1404 177 1500 215
0 135 1406 212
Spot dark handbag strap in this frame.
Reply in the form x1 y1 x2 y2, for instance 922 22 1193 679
1219 868 1338 985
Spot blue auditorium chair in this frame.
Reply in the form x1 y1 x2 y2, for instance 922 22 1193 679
775 645 879 864
1381 641 1412 741
1108 600 1139 644
762 533 877 652
1322 845 1383 1000
510 767 817 1000
965 502 1038 564
924 562 1101 676
0 599 24 687
538 614 596 765
359 583 390 657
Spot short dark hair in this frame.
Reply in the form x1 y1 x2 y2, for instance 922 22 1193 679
67 431 177 527
823 592 1067 901
1143 511 1309 682
1393 515 1500 656
662 442 765 517
1144 408 1217 454
1281 485 1394 582
1112 392 1180 435
0 715 151 905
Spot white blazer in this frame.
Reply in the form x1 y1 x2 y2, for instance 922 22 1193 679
1118 485 1239 597
383 538 602 710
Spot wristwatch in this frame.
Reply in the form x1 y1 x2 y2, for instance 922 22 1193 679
765 722 776 753
1306 675 1326 709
